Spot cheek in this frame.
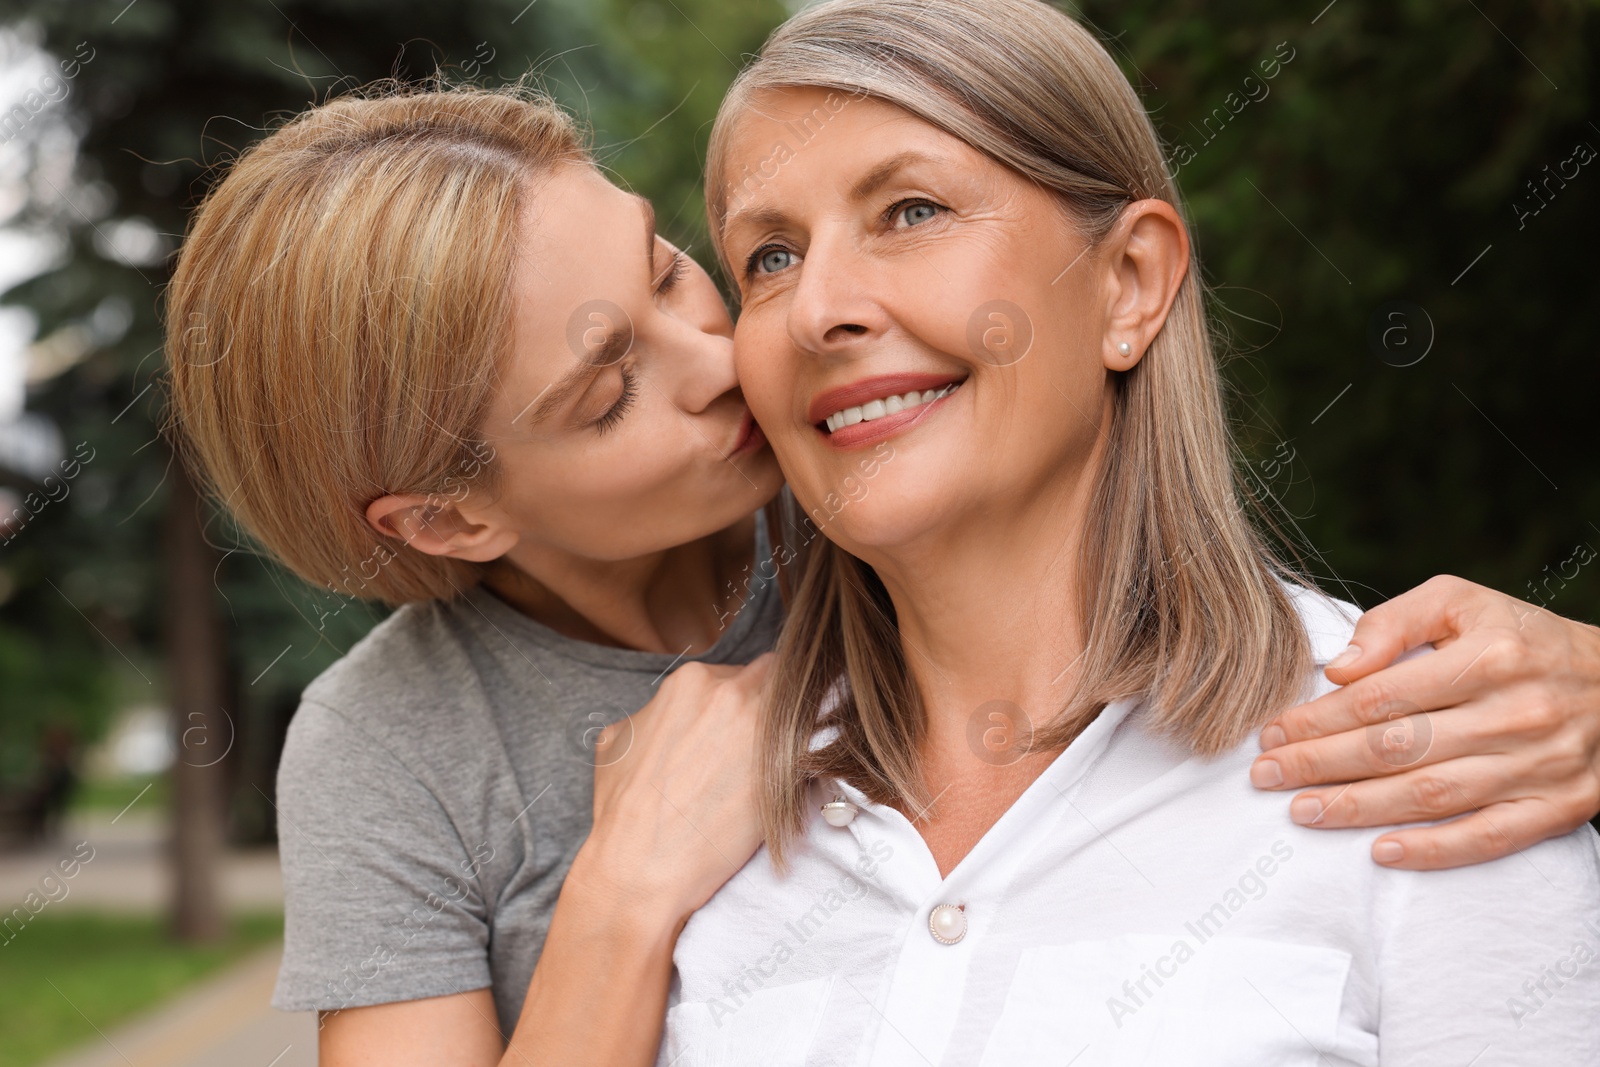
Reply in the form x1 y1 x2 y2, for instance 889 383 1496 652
733 319 796 427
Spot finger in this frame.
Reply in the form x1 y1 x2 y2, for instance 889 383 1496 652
1318 575 1495 687
1260 634 1510 749
1251 703 1503 791
1278 755 1510 828
1367 797 1574 870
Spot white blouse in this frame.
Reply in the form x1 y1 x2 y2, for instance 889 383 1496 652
658 588 1600 1066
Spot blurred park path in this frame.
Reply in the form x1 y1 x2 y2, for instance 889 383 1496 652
37 945 316 1067
2 809 309 1066
0 810 282 913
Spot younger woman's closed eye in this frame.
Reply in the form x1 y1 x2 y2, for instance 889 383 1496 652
655 249 689 295
593 365 639 434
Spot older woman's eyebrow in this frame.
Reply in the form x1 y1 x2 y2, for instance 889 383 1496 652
721 203 790 239
722 149 956 239
849 150 952 201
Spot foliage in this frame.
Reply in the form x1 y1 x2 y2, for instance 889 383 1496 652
1082 0 1600 617
0 0 614 811
0 0 1595 821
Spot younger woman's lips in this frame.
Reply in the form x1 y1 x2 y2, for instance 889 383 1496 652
731 410 767 456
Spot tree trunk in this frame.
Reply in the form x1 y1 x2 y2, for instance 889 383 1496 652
165 460 228 942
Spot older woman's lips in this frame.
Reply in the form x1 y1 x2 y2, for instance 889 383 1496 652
809 372 967 450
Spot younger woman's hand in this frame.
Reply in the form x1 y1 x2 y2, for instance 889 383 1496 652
1250 576 1600 870
583 654 774 924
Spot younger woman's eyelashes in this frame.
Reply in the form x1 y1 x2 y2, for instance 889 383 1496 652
590 247 685 435
654 249 689 295
593 364 639 434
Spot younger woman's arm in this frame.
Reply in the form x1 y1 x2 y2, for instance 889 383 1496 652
1251 575 1600 868
319 656 771 1066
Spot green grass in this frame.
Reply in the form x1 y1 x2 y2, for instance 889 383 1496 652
0 912 282 1067
67 774 169 815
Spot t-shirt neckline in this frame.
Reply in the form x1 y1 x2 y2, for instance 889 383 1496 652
456 510 777 674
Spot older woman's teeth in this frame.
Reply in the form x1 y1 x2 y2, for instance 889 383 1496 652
824 384 956 433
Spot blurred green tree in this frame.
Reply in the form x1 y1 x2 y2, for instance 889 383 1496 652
0 0 607 940
1 0 1596 941
1082 0 1599 621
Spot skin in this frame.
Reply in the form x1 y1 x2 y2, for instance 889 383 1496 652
1254 577 1600 866
309 100 1600 1065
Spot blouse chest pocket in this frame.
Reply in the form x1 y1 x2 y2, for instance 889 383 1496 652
659 976 835 1067
978 935 1359 1067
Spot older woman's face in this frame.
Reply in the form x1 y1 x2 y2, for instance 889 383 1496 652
720 88 1134 558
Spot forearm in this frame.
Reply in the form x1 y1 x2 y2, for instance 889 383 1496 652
502 847 684 1067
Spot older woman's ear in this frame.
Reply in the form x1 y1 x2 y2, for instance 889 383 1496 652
1100 199 1191 372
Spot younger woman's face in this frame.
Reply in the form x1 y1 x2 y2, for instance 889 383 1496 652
718 89 1133 559
472 164 782 562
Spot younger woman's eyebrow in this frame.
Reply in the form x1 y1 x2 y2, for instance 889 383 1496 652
520 325 631 428
634 192 658 261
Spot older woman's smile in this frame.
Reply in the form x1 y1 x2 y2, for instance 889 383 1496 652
811 372 967 444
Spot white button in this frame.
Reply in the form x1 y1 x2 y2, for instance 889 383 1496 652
820 796 858 827
929 903 967 944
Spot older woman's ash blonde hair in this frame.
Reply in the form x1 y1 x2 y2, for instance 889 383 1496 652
165 85 588 605
705 0 1311 861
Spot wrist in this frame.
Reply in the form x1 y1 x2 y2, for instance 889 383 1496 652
563 838 695 937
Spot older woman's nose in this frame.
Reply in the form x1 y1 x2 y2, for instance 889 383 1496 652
785 235 891 358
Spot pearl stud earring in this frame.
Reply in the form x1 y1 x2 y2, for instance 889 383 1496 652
1117 341 1132 356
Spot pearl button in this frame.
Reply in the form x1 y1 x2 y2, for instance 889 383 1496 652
929 903 967 945
820 796 858 827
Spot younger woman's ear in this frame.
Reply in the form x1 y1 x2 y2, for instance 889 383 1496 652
364 494 519 562
1101 198 1191 372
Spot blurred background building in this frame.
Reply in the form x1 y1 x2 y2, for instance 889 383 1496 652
0 0 1596 1063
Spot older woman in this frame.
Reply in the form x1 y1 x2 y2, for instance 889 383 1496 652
657 1 1600 1064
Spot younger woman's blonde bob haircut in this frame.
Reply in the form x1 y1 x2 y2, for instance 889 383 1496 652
165 85 587 605
705 0 1312 862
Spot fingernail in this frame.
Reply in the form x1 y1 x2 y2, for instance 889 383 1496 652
1327 643 1362 671
1259 723 1287 750
1373 840 1404 864
1250 759 1283 788
1290 796 1324 824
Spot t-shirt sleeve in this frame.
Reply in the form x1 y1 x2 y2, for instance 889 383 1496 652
1377 825 1600 1064
271 699 494 1014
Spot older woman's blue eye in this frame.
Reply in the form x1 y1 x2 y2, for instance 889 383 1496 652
901 203 938 225
760 248 793 273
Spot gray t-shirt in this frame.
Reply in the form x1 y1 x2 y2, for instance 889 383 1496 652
270 524 781 1034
